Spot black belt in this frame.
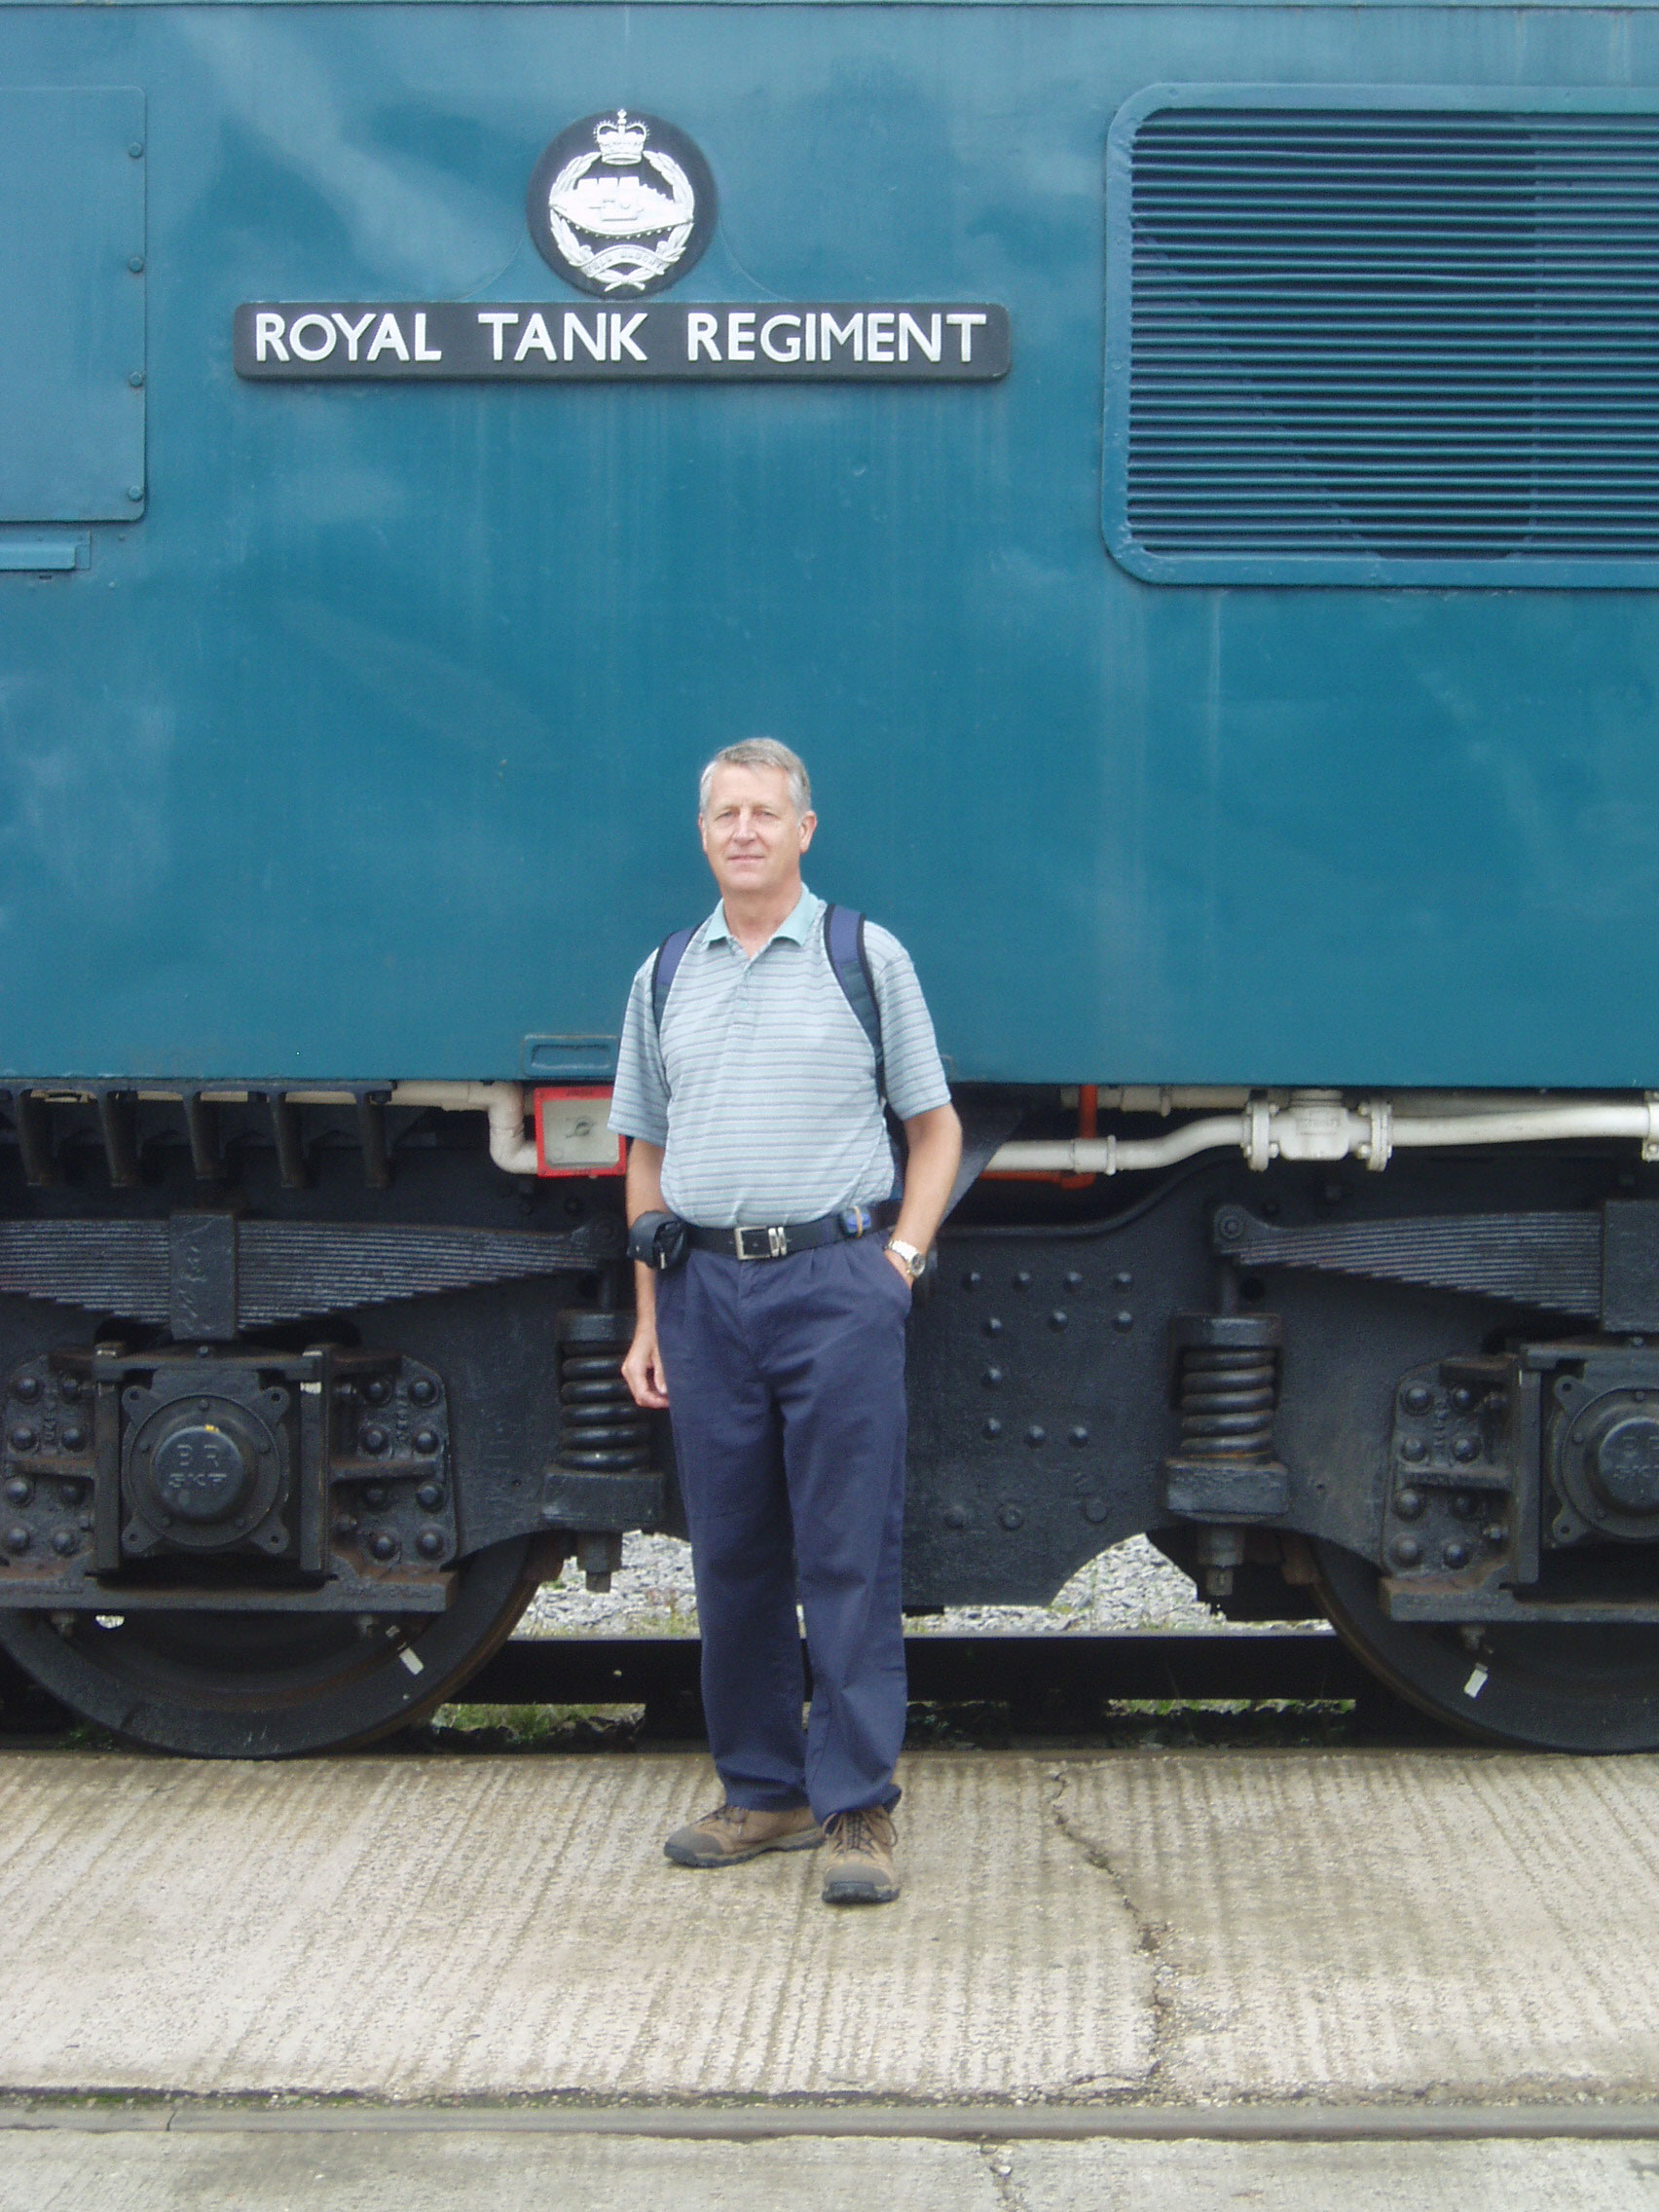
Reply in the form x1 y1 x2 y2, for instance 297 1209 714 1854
688 1203 899 1263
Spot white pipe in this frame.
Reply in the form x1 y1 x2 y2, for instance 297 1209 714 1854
380 1082 1659 1183
988 1117 1248 1178
986 1092 1659 1178
1386 1105 1659 1149
389 1081 538 1175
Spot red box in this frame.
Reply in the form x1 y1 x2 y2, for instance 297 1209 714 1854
533 1087 626 1177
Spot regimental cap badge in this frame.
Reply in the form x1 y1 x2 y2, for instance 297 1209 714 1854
527 111 717 299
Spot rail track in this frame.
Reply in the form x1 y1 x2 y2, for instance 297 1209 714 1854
0 1627 1426 1744
471 1628 1373 1711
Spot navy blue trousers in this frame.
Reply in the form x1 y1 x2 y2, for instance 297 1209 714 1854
652 1234 910 1822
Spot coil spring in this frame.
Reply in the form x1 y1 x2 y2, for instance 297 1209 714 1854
1174 1334 1280 1462
556 1335 651 1472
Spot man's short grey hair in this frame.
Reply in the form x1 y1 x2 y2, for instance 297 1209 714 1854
699 738 812 818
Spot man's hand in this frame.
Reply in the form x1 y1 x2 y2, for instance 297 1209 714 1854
891 1103 964 1260
621 1317 670 1410
883 1245 914 1290
622 1136 672 1409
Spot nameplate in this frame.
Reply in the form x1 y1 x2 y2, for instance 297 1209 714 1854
235 302 1010 383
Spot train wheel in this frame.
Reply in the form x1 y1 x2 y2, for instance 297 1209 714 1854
0 1539 544 1757
1311 1538 1659 1751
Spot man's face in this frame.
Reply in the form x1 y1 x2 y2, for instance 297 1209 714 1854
699 764 817 903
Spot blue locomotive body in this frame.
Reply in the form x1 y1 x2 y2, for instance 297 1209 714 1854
5 0 1659 1753
4 0 1658 1088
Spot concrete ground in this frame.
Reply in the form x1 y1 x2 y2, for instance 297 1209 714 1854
4 2125 1659 2212
5 1743 1659 2203
4 1744 1659 2102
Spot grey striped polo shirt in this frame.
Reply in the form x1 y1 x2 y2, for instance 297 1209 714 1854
608 887 952 1228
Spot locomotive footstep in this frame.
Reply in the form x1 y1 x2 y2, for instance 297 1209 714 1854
0 1538 541 1757
1312 1539 1659 1753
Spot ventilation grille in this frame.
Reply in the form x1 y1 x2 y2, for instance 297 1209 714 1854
1109 97 1659 584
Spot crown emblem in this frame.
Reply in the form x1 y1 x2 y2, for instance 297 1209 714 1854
595 110 648 166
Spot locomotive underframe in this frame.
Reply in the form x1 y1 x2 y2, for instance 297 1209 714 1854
2 1083 1658 1750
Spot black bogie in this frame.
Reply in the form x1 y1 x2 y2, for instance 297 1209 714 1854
3 1091 1659 1750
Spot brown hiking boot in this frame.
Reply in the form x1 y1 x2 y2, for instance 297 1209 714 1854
821 1806 902 1904
663 1801 822 1868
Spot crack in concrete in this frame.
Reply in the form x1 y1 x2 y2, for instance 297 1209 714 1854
1047 1767 1177 2093
977 2139 1030 2211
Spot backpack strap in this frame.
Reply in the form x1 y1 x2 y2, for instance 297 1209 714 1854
824 904 885 1100
650 925 698 1037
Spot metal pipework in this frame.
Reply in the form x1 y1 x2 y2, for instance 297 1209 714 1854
386 1082 1659 1180
986 1090 1659 1178
389 1082 539 1174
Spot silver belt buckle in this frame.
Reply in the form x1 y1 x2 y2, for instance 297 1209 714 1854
734 1225 783 1261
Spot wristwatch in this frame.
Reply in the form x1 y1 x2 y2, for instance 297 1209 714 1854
887 1237 927 1281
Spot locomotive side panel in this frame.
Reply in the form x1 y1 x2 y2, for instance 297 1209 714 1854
0 3 1657 1083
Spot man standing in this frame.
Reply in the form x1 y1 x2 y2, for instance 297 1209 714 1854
611 738 961 1905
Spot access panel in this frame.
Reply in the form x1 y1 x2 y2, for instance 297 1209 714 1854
0 88 146 522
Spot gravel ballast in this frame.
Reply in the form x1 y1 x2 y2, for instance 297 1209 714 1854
520 1532 1259 1640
